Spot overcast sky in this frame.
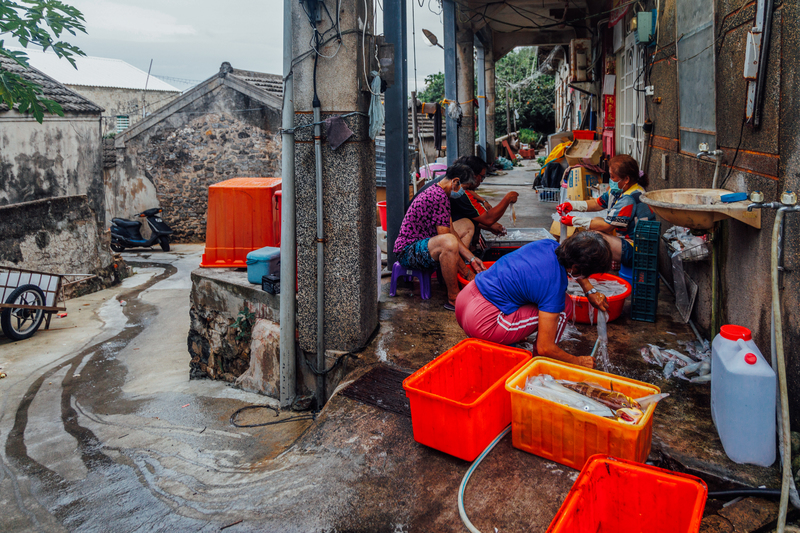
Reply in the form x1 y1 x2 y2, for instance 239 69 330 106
39 0 446 92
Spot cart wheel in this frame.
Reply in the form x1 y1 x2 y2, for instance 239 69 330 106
1 284 46 341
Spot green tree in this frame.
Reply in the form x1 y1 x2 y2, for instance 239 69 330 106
416 71 444 103
0 0 87 123
495 47 555 137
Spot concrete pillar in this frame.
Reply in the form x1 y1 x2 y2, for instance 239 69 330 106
485 49 497 163
456 18 475 159
292 0 377 371
443 0 458 165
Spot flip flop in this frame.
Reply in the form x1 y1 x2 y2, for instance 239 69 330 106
443 302 456 312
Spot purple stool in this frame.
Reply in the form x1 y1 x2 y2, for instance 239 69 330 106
389 262 433 299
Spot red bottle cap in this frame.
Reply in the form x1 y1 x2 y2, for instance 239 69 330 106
745 353 758 365
720 325 752 341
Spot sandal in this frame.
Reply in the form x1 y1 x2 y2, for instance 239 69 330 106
443 302 456 312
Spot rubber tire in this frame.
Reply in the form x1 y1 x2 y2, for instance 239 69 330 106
111 242 124 253
1 284 46 341
159 236 170 252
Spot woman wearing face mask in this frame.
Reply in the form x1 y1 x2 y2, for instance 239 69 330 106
455 231 612 368
556 155 656 269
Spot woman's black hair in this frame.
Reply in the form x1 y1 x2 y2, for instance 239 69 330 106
610 154 649 188
454 155 489 176
555 231 613 277
445 164 477 188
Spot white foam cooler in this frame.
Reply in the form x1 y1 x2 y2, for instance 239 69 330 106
711 324 776 467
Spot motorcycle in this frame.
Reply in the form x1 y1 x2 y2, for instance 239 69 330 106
110 208 174 252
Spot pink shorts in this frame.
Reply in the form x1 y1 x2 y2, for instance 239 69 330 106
455 281 573 346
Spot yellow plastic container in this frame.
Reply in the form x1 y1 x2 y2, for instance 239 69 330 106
505 358 660 470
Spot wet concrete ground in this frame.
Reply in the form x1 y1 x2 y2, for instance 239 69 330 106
0 161 785 531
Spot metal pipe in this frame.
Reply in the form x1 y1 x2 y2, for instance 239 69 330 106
710 224 720 337
475 37 487 161
697 150 723 189
279 0 297 408
313 102 325 408
754 0 774 129
443 0 458 166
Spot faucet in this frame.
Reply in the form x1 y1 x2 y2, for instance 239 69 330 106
697 143 724 188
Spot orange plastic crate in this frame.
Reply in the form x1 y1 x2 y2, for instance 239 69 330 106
200 177 282 268
402 339 531 461
505 358 660 470
547 455 707 533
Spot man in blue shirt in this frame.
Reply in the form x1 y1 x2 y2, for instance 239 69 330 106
455 232 612 368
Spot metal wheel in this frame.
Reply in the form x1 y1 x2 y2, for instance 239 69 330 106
1 284 46 341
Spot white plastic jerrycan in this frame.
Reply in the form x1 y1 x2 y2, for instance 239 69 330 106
711 324 776 467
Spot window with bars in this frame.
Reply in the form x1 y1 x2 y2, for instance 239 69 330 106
616 32 646 162
116 115 130 133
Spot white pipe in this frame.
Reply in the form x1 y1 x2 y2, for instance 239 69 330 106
771 206 800 531
279 0 297 408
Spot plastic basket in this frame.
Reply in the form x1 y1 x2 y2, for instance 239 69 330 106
505 358 661 470
546 455 708 533
538 188 561 203
403 339 531 461
631 220 661 322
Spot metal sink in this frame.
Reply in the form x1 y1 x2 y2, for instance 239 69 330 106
640 189 761 230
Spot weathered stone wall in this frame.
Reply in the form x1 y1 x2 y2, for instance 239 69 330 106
0 112 106 226
67 85 180 136
0 195 118 287
113 85 282 242
645 0 800 426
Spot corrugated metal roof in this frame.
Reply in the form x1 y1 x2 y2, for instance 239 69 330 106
0 55 103 114
9 47 180 92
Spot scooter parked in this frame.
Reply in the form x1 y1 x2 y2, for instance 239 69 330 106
110 208 174 252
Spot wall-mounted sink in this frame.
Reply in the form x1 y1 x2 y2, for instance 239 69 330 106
640 189 761 230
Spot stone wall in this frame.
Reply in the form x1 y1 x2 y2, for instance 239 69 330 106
67 85 180 136
0 195 118 287
0 112 105 226
645 0 800 427
112 85 282 242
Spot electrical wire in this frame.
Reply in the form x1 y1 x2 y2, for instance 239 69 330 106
719 117 746 189
362 0 382 96
411 0 418 93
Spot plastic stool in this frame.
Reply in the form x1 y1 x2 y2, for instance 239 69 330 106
390 262 432 299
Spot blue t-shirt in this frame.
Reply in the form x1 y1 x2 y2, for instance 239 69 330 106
474 239 567 315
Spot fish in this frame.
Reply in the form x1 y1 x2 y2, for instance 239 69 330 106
538 376 615 417
636 392 669 409
616 407 645 424
665 349 696 365
640 346 655 365
523 376 614 417
511 204 517 226
690 374 711 383
560 381 641 411
663 360 676 379
648 344 665 366
675 360 705 377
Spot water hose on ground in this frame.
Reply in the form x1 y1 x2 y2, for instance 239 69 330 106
771 207 800 533
458 425 511 533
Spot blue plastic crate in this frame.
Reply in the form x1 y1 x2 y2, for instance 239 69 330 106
631 220 661 322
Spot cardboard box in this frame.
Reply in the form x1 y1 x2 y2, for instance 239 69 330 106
550 220 581 240
566 167 602 201
565 139 603 167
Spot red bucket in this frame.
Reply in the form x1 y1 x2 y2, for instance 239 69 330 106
571 273 631 324
457 261 495 288
377 201 387 231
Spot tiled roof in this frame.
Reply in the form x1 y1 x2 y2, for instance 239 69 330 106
9 47 180 92
0 55 103 114
229 68 283 99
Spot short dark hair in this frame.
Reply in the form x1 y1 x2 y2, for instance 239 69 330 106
610 154 649 188
555 231 612 277
454 156 489 176
445 164 477 188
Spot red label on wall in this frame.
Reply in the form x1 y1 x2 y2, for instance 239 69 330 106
603 95 616 129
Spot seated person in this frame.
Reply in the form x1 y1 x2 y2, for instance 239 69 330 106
415 157 519 249
393 164 486 311
455 232 612 368
557 155 655 268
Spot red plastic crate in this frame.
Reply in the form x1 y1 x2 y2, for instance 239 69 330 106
201 177 282 268
402 339 531 461
547 455 708 533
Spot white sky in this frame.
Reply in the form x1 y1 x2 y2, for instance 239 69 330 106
24 0 447 92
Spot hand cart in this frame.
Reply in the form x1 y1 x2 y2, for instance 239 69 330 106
0 266 95 341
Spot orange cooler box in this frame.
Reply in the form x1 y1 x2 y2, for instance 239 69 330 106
505 358 660 470
403 339 531 461
547 455 707 533
201 177 282 268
